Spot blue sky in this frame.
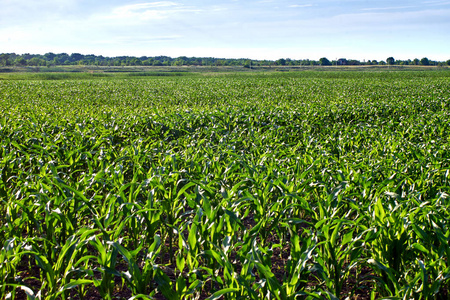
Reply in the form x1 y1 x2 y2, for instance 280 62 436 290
1 0 449 61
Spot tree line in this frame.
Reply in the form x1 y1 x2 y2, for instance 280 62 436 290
1 52 449 67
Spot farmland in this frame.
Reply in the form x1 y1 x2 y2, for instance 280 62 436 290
1 70 450 299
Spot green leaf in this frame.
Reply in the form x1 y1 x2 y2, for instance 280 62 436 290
129 294 154 300
176 254 185 273
207 288 240 300
155 267 177 300
58 279 93 293
375 198 386 222
341 230 354 246
255 262 287 300
412 243 429 254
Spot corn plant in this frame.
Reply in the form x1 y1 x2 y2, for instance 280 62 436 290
1 70 450 299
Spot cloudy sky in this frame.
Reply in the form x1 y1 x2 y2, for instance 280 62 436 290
1 0 449 61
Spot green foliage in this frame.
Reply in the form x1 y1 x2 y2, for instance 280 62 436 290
1 70 450 299
1 52 446 68
319 57 332 66
421 57 430 66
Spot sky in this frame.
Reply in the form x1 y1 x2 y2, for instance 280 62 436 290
1 0 449 61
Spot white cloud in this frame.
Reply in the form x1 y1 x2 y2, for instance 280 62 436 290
422 0 450 4
112 1 178 15
363 0 450 11
361 5 419 11
96 35 182 45
0 0 78 26
107 2 202 21
288 4 313 8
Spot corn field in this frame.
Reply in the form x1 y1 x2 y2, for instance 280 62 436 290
1 71 450 299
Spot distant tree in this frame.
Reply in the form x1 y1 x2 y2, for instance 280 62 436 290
348 59 360 65
27 58 39 70
70 53 84 62
44 52 56 61
177 56 189 65
0 53 11 66
14 57 27 66
142 59 153 66
56 53 69 64
28 57 46 66
84 55 96 64
337 58 347 65
130 58 142 66
3 52 450 69
420 57 430 66
22 53 33 60
386 57 395 65
319 57 332 66
243 60 252 68
276 58 286 66
191 59 201 66
172 60 183 66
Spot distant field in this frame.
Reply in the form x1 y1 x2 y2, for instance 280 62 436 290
0 64 447 80
1 70 450 299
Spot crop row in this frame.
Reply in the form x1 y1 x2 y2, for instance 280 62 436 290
1 72 450 299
